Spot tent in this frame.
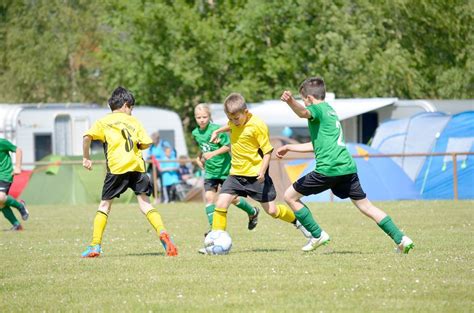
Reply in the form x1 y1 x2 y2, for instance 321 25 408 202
371 112 451 181
280 143 420 202
415 111 474 199
21 155 135 205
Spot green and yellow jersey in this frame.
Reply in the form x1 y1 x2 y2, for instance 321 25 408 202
192 123 231 180
306 102 357 176
85 112 152 174
0 138 16 183
228 113 273 177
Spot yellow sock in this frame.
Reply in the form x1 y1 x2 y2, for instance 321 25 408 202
273 204 296 223
212 208 228 231
91 211 108 245
146 209 165 235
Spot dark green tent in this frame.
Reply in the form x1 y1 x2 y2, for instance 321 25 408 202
22 155 135 205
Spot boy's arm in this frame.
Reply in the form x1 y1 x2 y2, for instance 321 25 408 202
202 145 230 162
13 147 22 175
82 135 93 170
137 142 151 150
210 125 231 143
281 90 311 119
276 142 313 159
257 151 273 183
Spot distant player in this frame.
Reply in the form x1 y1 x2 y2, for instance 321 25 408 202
0 138 29 231
277 77 414 253
208 93 311 246
81 86 177 257
192 104 260 244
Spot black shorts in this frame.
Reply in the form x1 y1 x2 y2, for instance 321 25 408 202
0 181 12 194
204 178 226 192
220 174 277 203
293 172 366 200
102 172 152 200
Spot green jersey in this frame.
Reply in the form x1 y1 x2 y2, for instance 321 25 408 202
306 102 357 176
192 123 231 180
0 138 17 183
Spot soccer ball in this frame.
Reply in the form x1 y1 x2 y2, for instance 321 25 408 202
204 230 232 255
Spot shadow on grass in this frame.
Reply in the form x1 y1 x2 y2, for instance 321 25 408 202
123 252 165 257
234 248 288 254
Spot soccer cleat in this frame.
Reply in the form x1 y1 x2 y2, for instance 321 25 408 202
295 220 312 238
19 200 29 221
301 231 330 252
204 229 211 238
248 207 260 230
81 244 102 258
397 236 414 254
198 247 208 255
10 224 23 231
159 231 178 256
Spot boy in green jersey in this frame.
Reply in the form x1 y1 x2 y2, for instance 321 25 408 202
81 87 177 257
277 77 414 254
0 138 29 231
192 104 260 236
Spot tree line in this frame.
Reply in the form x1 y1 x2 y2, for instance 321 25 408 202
1 0 473 121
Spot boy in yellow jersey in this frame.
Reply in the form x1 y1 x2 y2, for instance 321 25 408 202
81 86 177 257
208 93 311 249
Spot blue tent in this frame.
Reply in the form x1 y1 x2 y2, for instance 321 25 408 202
415 111 474 199
284 143 420 202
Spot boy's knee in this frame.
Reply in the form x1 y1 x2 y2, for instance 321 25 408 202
0 193 7 205
283 189 298 204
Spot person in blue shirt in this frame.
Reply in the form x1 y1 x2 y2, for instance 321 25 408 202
160 147 180 203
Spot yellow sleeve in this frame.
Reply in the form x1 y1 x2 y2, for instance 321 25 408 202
137 123 152 145
255 122 273 155
85 120 105 142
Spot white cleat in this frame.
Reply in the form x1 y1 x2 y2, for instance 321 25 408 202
198 247 209 255
301 231 330 252
295 220 312 238
396 236 414 254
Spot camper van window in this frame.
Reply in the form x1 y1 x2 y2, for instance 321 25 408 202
34 134 52 161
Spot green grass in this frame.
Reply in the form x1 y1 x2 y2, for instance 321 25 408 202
1 200 473 312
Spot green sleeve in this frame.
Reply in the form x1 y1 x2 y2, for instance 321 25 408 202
306 104 322 121
0 139 16 153
218 132 230 146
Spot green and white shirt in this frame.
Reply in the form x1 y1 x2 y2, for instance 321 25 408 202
306 102 357 176
192 123 231 180
0 138 17 183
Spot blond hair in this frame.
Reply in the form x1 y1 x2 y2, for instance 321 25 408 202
194 103 212 120
224 93 247 114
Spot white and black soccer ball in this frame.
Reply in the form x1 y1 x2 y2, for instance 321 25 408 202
204 230 232 255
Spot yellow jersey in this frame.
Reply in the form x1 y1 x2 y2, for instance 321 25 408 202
85 112 152 174
228 113 273 176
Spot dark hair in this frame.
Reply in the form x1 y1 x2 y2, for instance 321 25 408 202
108 86 135 111
299 77 326 100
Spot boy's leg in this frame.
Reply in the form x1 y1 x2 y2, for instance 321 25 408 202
5 196 29 220
137 194 177 256
352 198 414 253
212 193 235 231
284 186 323 238
82 200 111 258
260 201 295 223
1 206 21 228
231 196 259 230
204 190 217 226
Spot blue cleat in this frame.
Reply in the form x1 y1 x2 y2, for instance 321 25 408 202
81 244 102 258
19 200 29 221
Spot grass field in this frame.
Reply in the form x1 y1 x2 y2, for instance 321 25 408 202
1 200 473 312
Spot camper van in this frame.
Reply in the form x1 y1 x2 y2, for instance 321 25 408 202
0 104 187 167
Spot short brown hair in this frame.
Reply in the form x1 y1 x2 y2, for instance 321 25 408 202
299 77 326 100
224 93 247 114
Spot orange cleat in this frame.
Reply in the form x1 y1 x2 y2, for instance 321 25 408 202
159 231 178 256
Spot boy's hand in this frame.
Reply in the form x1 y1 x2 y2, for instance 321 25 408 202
210 131 220 144
12 167 21 175
83 158 93 171
202 152 213 162
280 90 294 104
276 145 289 159
256 171 265 183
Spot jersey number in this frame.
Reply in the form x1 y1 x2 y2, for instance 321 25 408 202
121 128 134 152
336 121 346 147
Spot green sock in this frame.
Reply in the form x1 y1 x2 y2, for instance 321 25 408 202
234 197 256 216
205 204 215 225
378 216 404 244
294 205 322 238
2 206 20 226
5 196 23 212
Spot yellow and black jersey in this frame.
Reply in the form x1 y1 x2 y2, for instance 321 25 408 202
85 112 152 174
228 113 273 176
